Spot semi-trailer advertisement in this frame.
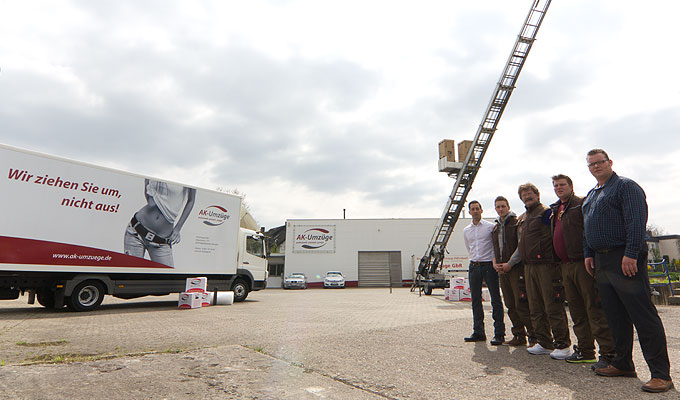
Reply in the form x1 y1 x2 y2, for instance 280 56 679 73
0 144 240 274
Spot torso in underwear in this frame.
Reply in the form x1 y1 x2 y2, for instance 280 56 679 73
136 197 173 238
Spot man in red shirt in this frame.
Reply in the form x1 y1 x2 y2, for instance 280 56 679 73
550 174 614 368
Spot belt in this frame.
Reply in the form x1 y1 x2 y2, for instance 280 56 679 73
469 261 493 267
595 246 624 254
131 215 171 245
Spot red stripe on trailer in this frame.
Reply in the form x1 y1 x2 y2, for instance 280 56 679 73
0 235 173 269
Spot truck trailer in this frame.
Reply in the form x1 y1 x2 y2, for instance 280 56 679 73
0 144 267 311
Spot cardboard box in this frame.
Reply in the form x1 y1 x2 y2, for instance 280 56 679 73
438 139 456 162
178 292 202 309
450 288 460 301
481 288 490 301
457 140 473 163
185 277 208 293
450 288 471 301
450 277 469 290
200 292 213 307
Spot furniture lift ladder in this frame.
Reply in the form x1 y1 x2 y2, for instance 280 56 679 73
413 0 551 291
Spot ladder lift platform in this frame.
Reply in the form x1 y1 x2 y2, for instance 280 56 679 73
413 0 552 294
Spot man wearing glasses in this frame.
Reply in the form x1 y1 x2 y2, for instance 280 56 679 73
583 149 672 393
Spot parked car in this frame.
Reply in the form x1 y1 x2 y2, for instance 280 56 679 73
282 273 308 289
323 271 345 288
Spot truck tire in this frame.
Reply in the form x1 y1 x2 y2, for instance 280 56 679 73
36 291 57 309
423 286 433 296
231 279 249 302
67 280 105 312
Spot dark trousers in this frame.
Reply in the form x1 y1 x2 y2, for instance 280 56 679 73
561 261 615 358
469 262 505 337
499 263 534 339
595 247 671 380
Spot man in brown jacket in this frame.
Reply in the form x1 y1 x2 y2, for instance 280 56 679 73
550 174 615 368
492 196 535 346
507 183 571 359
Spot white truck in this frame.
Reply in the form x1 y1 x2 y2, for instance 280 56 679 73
0 144 268 311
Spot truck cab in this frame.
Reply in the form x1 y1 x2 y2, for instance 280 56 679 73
233 228 268 301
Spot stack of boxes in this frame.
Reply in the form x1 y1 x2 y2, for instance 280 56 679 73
445 277 471 301
178 277 213 309
438 139 473 163
438 139 456 162
457 140 473 163
444 277 491 301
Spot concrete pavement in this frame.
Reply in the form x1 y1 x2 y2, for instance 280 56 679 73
0 288 678 399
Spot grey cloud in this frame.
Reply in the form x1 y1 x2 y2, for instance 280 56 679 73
518 109 680 159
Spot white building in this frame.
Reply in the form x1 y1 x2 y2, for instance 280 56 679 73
271 218 480 288
647 234 680 266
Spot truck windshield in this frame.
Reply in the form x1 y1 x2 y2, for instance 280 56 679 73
246 235 265 258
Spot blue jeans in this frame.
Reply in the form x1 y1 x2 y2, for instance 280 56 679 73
124 224 174 267
469 262 505 337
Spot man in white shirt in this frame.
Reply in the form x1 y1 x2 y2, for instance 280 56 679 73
463 200 506 345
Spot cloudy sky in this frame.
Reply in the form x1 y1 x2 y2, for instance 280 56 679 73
1 0 679 234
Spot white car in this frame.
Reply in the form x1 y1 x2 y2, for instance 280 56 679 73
282 273 308 289
323 271 345 288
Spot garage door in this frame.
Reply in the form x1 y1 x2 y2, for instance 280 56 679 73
358 251 402 287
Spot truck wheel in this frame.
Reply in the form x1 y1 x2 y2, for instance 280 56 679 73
67 280 105 312
36 291 57 309
231 279 249 302
423 286 433 296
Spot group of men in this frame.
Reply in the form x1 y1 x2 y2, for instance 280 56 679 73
462 149 673 393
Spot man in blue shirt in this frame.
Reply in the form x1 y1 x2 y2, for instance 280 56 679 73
583 149 672 393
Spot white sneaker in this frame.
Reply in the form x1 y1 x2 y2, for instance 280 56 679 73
550 347 572 360
527 343 552 355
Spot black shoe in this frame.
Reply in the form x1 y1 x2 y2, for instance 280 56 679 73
565 346 596 364
464 333 487 342
591 354 613 371
490 336 505 346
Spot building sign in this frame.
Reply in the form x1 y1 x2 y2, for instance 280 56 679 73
293 225 336 253
442 255 468 270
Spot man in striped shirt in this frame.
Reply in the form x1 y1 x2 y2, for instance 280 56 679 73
583 148 672 393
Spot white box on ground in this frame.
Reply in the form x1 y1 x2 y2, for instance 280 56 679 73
186 277 208 293
200 292 213 307
481 288 490 301
450 277 469 290
459 288 472 301
178 292 202 309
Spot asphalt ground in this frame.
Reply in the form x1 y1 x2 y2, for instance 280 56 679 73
0 287 678 399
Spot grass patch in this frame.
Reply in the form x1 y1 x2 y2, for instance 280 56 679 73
18 346 197 366
244 344 266 354
23 352 113 364
160 348 184 354
650 278 673 284
16 339 68 347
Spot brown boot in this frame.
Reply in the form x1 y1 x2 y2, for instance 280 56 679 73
641 378 673 393
505 336 527 346
594 365 637 377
